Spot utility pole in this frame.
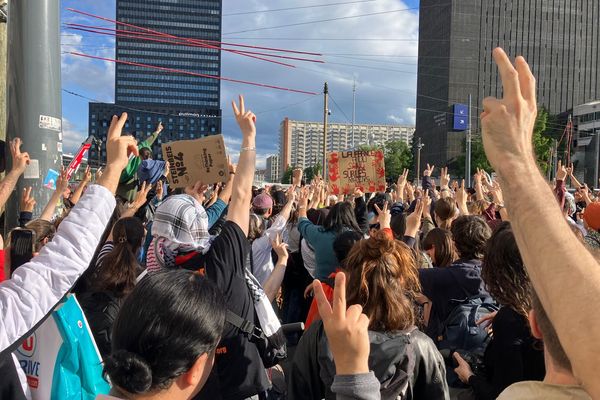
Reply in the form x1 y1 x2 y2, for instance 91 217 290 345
5 0 62 231
351 79 356 149
466 94 473 187
416 137 424 179
595 130 600 189
322 82 329 178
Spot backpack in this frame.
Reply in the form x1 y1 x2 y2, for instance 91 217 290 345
436 295 498 387
436 295 498 352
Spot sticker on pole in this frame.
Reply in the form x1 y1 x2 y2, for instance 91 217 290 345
43 169 60 190
24 160 40 179
39 115 62 132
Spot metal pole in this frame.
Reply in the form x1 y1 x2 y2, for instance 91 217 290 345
322 82 329 177
595 131 600 188
5 0 62 231
466 94 472 187
416 137 423 180
351 79 356 149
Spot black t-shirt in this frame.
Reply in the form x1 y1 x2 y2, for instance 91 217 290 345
419 259 489 339
195 221 270 400
469 307 545 400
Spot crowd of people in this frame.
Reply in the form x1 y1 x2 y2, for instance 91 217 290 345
0 48 598 400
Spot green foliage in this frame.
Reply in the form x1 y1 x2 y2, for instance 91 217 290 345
303 162 322 183
457 106 554 177
384 140 413 181
281 166 293 184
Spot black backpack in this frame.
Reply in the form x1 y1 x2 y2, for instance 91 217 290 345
436 295 498 352
436 295 498 387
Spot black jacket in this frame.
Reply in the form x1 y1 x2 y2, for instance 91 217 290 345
419 259 489 340
78 291 122 358
288 321 449 400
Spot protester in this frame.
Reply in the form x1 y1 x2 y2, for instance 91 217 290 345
101 270 226 400
298 192 362 280
418 215 492 337
79 217 145 357
496 289 590 399
117 122 164 201
289 230 449 400
422 228 456 268
0 116 137 399
452 222 545 399
479 47 600 397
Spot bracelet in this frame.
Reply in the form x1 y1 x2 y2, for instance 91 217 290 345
229 172 236 175
241 146 256 152
298 205 306 210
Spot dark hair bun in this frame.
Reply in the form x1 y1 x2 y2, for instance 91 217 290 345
103 350 153 394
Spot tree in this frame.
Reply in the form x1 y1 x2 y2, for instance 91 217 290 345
383 140 413 181
456 106 554 177
303 162 322 183
281 166 293 184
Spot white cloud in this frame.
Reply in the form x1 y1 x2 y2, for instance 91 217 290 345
61 30 115 102
61 117 87 154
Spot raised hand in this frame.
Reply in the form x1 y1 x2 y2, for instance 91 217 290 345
131 181 152 210
156 121 164 133
423 163 435 177
185 180 209 204
232 95 256 138
397 168 409 188
56 168 69 193
10 138 30 174
108 113 138 171
440 167 450 189
95 167 103 181
313 272 370 375
271 233 289 264
405 195 425 238
20 187 36 213
456 179 469 215
374 201 391 230
480 48 538 177
83 165 92 183
556 160 568 181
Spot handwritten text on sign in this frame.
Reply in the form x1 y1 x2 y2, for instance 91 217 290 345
328 150 386 195
162 134 228 189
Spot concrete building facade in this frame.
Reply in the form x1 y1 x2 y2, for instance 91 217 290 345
416 0 600 168
280 118 415 171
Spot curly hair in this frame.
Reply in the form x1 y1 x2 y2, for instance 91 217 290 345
482 222 532 319
344 230 421 331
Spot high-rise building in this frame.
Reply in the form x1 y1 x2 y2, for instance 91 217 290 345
265 155 281 183
280 118 415 171
416 0 600 168
88 0 222 164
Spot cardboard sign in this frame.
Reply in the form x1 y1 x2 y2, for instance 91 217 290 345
328 150 386 195
162 134 228 188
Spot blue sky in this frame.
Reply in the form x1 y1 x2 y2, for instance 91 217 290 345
61 0 420 167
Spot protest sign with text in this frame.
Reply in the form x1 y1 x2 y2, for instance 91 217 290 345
162 134 228 189
328 149 386 195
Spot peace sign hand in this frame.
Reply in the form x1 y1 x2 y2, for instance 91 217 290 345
313 272 370 375
232 95 256 138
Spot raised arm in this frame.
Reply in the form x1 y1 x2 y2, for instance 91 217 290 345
145 121 164 147
70 165 92 205
227 95 256 236
40 168 69 222
0 138 30 210
0 113 136 353
481 48 600 397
